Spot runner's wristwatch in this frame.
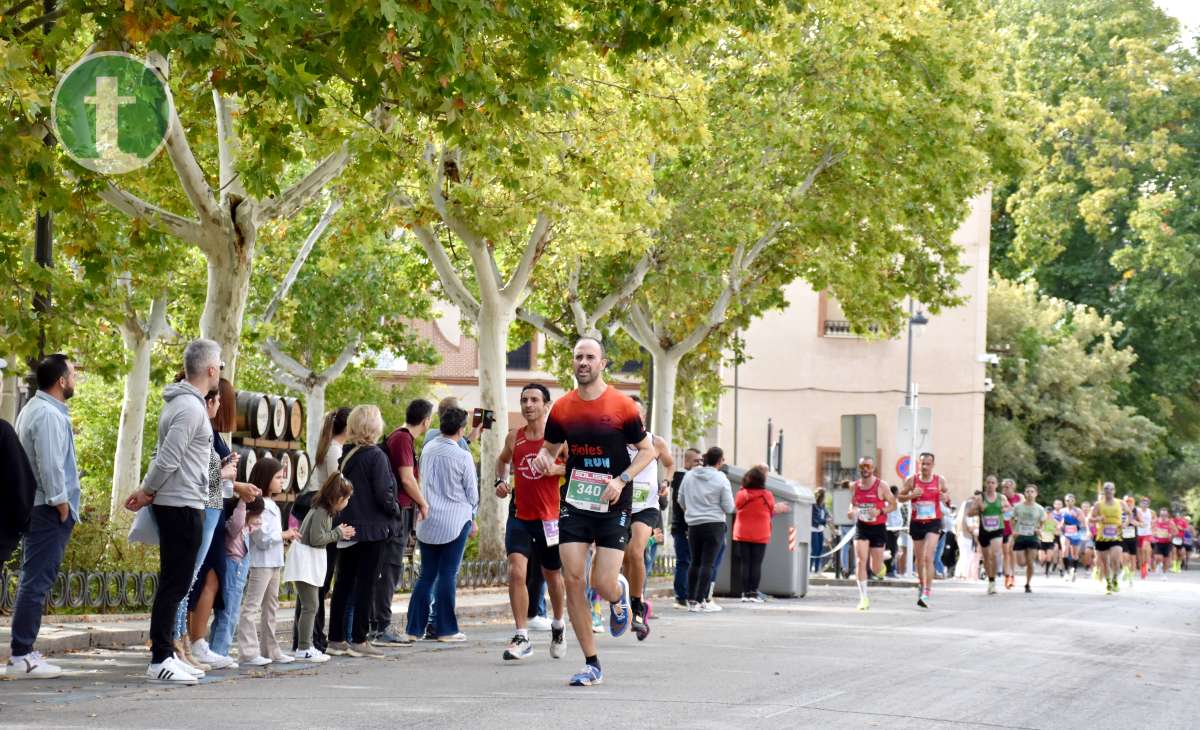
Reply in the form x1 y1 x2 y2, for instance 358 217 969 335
619 471 632 484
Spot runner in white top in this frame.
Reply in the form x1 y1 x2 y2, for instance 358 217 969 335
622 396 673 642
1135 497 1154 580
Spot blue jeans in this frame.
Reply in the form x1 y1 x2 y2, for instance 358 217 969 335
811 531 825 572
672 529 691 602
175 506 220 640
10 506 75 656
405 522 471 638
644 539 659 593
209 553 251 656
934 531 947 575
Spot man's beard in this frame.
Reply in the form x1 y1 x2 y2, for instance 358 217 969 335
63 386 75 400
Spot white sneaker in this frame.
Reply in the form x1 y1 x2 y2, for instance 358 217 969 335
687 601 701 613
172 653 204 678
271 653 295 664
190 639 221 665
146 657 198 685
294 648 330 663
205 654 235 670
6 652 63 679
243 655 272 667
527 615 553 631
437 633 468 643
700 601 723 613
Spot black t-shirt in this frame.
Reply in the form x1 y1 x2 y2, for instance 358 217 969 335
544 385 647 513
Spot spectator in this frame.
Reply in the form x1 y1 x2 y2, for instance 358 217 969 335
7 354 79 679
237 457 297 666
287 472 355 662
207 492 266 668
421 396 482 449
886 485 905 577
326 405 400 658
669 447 702 608
935 493 954 577
290 406 350 653
126 338 222 685
811 487 829 573
404 407 479 642
679 446 734 612
733 464 790 602
0 356 37 566
373 398 433 644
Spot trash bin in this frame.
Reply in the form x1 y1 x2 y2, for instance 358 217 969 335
714 465 815 598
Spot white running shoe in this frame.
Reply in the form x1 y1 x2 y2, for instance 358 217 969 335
192 639 234 669
171 653 204 678
6 652 63 679
527 615 553 631
146 657 198 685
294 648 330 663
437 633 468 643
271 653 295 664
699 601 723 613
243 655 272 667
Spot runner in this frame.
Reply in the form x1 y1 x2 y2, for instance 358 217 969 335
1171 509 1190 573
846 457 896 611
1089 483 1128 595
897 452 947 608
1182 517 1193 571
1011 484 1045 593
622 396 673 641
968 475 1010 595
1120 495 1137 587
532 337 656 687
1037 504 1059 577
1080 500 1097 579
1135 496 1154 579
495 384 567 662
1060 494 1085 581
1151 507 1174 578
1000 478 1019 589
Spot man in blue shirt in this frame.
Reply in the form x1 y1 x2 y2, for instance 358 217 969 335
8 354 80 680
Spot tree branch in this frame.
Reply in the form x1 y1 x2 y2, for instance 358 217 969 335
146 294 176 342
146 52 221 228
622 301 665 357
257 143 351 222
317 336 361 382
259 197 342 326
516 305 569 346
96 182 205 245
213 91 247 203
263 338 315 382
567 258 589 335
425 145 503 302
588 247 654 324
503 212 552 301
405 222 481 320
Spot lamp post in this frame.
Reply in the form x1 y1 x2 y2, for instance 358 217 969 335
904 300 929 407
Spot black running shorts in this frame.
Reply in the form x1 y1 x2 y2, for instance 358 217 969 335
1013 535 1040 552
910 519 942 542
1095 539 1122 552
505 517 562 571
1039 541 1056 551
559 505 629 551
1121 537 1138 553
1154 542 1171 557
630 507 660 530
855 521 887 548
979 528 1004 548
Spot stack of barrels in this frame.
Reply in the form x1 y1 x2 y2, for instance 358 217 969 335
231 391 311 493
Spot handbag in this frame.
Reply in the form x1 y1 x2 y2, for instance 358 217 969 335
127 506 159 546
282 540 327 586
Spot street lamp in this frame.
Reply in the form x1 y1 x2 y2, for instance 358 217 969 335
905 301 929 406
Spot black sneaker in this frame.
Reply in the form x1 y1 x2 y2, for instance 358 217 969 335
550 625 566 659
1024 584 1032 593
632 607 651 642
423 625 437 641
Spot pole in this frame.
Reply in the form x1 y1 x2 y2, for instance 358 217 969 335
904 297 914 407
733 348 739 465
906 383 919 578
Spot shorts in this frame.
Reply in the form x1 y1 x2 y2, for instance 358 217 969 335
910 519 942 541
1137 535 1152 547
1095 540 1122 552
631 507 661 530
1154 542 1172 557
1013 535 1040 552
1002 532 1013 545
559 505 629 551
855 521 887 548
979 528 1004 548
1039 541 1056 551
505 517 562 571
1122 537 1138 554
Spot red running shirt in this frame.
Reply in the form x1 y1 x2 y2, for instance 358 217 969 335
512 429 561 521
853 478 886 526
911 474 942 522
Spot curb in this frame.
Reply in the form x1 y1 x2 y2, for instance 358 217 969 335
809 577 920 589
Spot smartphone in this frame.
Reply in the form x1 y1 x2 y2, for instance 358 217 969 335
473 408 496 430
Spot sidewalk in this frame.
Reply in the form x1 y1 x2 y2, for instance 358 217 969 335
0 579 676 661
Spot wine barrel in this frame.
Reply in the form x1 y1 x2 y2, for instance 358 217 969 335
267 395 287 440
275 450 293 491
236 445 257 481
284 397 304 441
289 450 310 492
235 392 270 438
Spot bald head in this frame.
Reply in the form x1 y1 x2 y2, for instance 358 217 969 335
572 337 607 386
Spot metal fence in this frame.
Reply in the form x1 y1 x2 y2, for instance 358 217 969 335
1 554 679 613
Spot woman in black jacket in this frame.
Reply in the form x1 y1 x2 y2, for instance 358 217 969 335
325 405 399 657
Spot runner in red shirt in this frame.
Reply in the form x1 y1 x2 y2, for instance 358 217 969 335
496 383 566 662
898 452 948 608
846 457 896 611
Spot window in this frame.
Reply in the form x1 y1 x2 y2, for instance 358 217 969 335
506 341 533 370
819 292 878 338
816 448 854 491
618 358 642 374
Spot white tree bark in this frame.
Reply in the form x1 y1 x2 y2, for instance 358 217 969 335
200 238 255 379
473 301 512 560
264 337 360 455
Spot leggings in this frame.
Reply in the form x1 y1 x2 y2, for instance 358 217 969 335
686 522 726 603
295 582 321 651
736 540 767 595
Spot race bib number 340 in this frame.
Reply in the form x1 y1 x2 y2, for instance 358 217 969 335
565 469 611 513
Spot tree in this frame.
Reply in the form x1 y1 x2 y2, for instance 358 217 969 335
984 277 1163 496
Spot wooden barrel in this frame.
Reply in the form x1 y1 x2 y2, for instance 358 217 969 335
284 397 304 441
275 450 293 491
267 395 287 440
236 444 257 481
289 450 310 492
235 392 270 438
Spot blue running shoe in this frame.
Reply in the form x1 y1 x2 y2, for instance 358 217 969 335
569 664 603 686
610 574 631 638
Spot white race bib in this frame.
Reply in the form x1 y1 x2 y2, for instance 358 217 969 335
542 519 560 547
914 502 937 521
565 470 610 513
982 516 1001 531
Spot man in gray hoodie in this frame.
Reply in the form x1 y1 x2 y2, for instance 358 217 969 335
678 446 734 612
125 339 221 685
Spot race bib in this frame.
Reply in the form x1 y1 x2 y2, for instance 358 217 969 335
1017 524 1036 536
565 469 611 513
1063 524 1079 536
632 481 653 507
1172 537 1183 546
856 504 878 522
1154 528 1169 539
1102 526 1118 539
982 516 1001 531
542 519 560 547
1122 526 1136 538
915 502 937 521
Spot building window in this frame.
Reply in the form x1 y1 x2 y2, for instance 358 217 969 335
818 292 878 338
619 358 642 374
506 341 533 370
816 447 854 490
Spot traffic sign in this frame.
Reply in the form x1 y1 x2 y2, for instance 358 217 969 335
896 455 911 480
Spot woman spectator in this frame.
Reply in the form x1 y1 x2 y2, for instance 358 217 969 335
733 464 790 602
679 446 734 612
325 405 400 658
403 407 478 642
290 406 350 653
811 487 829 573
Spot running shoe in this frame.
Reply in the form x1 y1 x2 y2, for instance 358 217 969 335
745 593 765 604
6 652 63 679
987 580 997 595
856 596 870 611
294 648 330 663
700 601 723 612
1024 584 1032 593
632 607 651 642
437 633 468 643
243 654 272 667
916 594 928 609
569 664 603 686
610 575 631 638
146 657 198 685
503 634 533 661
1111 577 1120 594
527 615 553 631
687 601 701 612
550 625 566 659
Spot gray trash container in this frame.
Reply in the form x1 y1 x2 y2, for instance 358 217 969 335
714 466 815 598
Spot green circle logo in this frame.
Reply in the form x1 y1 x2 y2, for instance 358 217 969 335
51 52 173 174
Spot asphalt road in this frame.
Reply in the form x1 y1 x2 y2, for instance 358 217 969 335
3 569 1198 730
